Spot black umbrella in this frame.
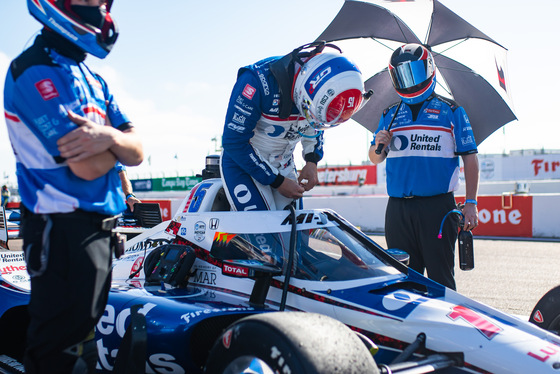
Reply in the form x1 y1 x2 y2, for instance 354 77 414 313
317 0 517 144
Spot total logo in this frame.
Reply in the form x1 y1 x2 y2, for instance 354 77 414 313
223 263 249 277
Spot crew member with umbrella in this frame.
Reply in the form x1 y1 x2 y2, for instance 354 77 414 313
317 0 517 145
316 0 518 290
369 44 479 290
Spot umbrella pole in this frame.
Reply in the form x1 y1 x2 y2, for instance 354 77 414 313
375 101 402 155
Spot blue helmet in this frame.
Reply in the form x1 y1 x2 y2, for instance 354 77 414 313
389 44 436 105
27 0 118 59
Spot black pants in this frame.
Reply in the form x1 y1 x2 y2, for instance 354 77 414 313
385 193 458 290
21 207 113 374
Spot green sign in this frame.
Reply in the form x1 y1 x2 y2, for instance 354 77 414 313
151 176 202 191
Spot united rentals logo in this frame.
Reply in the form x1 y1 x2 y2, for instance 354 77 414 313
409 134 442 151
390 133 442 152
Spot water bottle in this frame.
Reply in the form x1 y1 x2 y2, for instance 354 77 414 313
458 228 474 270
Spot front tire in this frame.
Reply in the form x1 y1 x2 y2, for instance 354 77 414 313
204 312 379 374
529 285 560 334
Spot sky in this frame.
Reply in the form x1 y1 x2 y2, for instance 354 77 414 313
1 0 559 183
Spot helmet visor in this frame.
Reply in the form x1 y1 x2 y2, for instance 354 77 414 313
389 59 431 90
301 100 340 130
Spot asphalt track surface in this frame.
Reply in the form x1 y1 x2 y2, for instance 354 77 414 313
370 234 560 319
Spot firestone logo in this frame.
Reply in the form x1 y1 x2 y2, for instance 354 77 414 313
532 159 560 176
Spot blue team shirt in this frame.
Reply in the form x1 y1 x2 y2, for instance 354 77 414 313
374 95 477 198
3 36 129 215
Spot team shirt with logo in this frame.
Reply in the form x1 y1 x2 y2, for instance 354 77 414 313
3 36 129 215
374 95 477 198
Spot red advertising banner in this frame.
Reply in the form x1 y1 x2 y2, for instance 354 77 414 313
317 165 377 186
4 200 174 221
457 195 533 237
142 199 172 221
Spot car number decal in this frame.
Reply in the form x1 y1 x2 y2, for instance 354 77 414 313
447 305 502 339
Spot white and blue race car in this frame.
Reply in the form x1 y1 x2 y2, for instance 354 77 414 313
1 161 560 373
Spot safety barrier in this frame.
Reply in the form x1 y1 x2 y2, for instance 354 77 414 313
303 194 560 239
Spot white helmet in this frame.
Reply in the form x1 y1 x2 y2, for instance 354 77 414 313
292 52 365 130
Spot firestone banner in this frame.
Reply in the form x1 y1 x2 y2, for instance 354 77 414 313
478 153 560 181
458 195 533 237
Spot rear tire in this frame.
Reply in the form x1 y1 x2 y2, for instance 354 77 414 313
204 312 379 374
529 285 560 334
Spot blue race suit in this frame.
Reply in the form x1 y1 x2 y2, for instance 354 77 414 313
373 94 478 290
4 35 129 216
221 57 323 211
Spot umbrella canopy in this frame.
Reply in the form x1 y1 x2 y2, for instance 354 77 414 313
317 0 517 144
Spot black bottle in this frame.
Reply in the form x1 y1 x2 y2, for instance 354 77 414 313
458 228 474 271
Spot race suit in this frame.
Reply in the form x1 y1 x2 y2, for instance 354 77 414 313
373 94 478 290
3 32 128 372
221 56 323 211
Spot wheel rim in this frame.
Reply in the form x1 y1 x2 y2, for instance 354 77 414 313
222 356 275 374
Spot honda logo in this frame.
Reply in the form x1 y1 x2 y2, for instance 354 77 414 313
209 218 219 230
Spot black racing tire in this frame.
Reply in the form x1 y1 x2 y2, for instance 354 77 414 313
529 285 560 334
204 312 379 374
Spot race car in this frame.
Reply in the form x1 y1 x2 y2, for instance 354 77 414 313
1 158 560 373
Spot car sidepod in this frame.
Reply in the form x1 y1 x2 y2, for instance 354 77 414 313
95 283 263 373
